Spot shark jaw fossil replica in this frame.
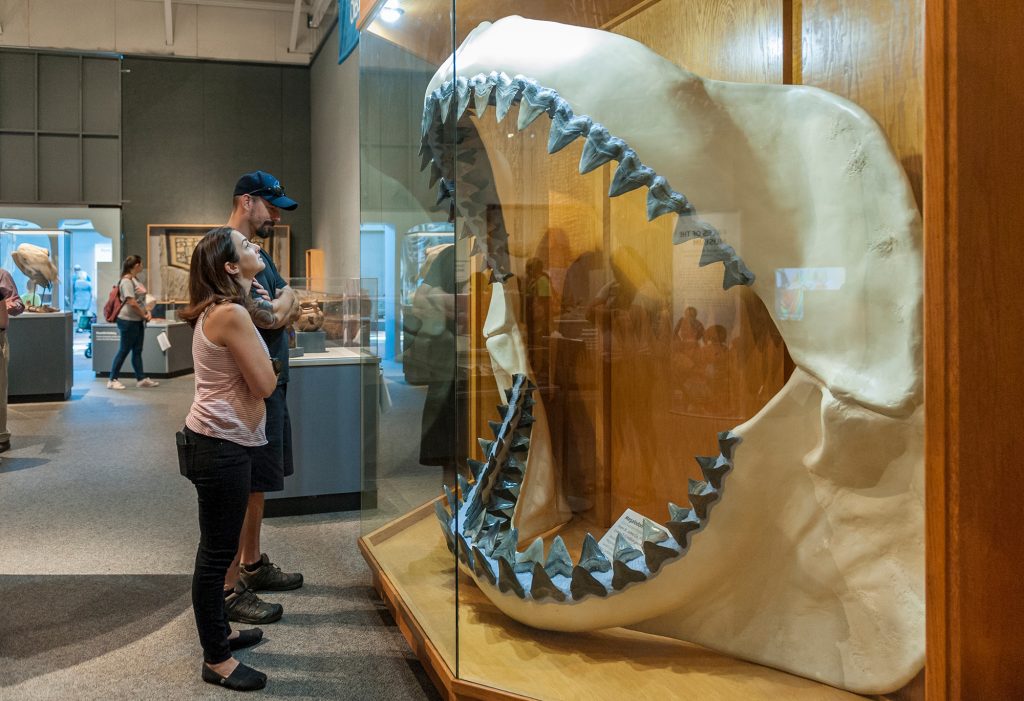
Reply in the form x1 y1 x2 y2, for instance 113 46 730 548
422 17 923 695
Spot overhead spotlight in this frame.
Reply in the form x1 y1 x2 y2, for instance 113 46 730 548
380 0 404 24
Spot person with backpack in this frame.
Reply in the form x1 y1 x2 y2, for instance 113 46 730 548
106 255 159 390
1 265 26 453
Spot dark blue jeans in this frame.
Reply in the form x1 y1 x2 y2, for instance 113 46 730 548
110 318 145 380
183 427 253 664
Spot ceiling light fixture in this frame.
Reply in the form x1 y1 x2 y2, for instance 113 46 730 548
380 0 404 24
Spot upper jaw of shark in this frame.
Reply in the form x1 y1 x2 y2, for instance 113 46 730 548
415 16 924 696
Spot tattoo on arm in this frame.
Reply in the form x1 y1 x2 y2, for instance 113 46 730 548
252 298 276 328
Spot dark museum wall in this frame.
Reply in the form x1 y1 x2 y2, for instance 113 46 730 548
121 57 312 274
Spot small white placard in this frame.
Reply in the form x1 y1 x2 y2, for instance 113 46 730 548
597 507 654 561
156 331 171 352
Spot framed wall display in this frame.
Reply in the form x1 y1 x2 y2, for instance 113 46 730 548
145 224 290 303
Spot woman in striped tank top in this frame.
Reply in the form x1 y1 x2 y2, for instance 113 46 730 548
177 227 278 692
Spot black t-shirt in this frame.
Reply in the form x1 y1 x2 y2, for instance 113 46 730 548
252 248 289 385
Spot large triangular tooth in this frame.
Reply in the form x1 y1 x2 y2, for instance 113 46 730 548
420 94 438 138
695 455 730 489
443 484 458 514
698 238 731 267
418 146 433 172
455 75 471 121
515 537 545 573
495 73 521 122
579 125 626 174
722 259 755 289
517 412 535 428
473 73 495 117
457 533 475 568
646 176 693 220
570 566 608 600
491 528 519 566
509 434 530 453
497 556 526 598
467 459 485 481
478 523 501 556
578 533 611 573
487 498 516 517
488 420 503 439
609 150 656 197
464 506 486 540
517 84 556 131
439 81 455 124
497 479 521 499
547 104 592 154
435 179 454 206
718 430 742 460
434 499 451 526
642 540 679 574
477 437 495 457
642 518 669 544
611 560 646 591
482 513 506 533
613 533 643 563
530 562 566 602
428 161 442 188
673 217 716 246
543 535 573 578
496 404 510 419
505 456 526 474
472 546 496 585
457 473 471 497
688 478 719 520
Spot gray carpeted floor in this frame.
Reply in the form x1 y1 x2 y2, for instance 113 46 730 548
0 349 443 700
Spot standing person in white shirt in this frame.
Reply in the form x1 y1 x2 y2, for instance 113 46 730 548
107 255 159 389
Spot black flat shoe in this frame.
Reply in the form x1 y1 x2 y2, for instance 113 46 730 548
201 662 267 691
228 628 264 651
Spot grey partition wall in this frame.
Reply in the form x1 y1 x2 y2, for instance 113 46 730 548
0 49 121 205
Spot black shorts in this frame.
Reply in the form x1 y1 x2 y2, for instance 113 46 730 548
250 384 294 492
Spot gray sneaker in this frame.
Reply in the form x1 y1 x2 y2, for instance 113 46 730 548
239 553 304 592
224 585 283 624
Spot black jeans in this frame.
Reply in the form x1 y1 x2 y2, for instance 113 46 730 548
184 427 252 664
110 318 145 380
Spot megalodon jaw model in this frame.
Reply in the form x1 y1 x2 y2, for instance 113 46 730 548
424 16 923 695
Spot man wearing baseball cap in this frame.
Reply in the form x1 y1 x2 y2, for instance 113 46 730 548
221 170 303 625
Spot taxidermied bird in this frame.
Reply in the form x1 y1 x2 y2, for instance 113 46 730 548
11 242 59 289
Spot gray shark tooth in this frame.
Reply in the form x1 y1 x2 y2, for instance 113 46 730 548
667 501 693 523
609 150 656 197
611 560 647 591
646 176 694 220
463 216 486 239
435 179 454 206
673 217 716 245
420 94 438 138
434 499 451 525
473 73 495 117
478 523 501 556
491 527 519 566
578 533 611 573
418 147 433 173
613 533 643 563
467 459 485 481
688 478 719 520
455 76 471 122
515 537 545 573
718 431 742 460
547 104 592 154
496 404 510 419
570 566 608 600
495 74 522 122
487 498 516 516
695 455 730 489
506 457 526 474
642 540 678 574
472 546 496 585
517 84 557 131
457 473 471 497
478 437 495 458
509 434 530 453
544 536 574 578
530 562 566 602
457 532 475 568
642 518 669 544
439 81 455 124
443 484 458 514
488 420 504 439
482 513 505 532
497 479 521 498
428 161 442 188
465 509 486 541
698 238 732 267
722 259 755 289
497 556 526 598
579 125 626 175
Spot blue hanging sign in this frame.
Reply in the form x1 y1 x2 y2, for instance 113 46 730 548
338 0 360 64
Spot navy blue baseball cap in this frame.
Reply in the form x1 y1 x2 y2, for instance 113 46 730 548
233 170 298 210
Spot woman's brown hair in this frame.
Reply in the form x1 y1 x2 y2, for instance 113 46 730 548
120 255 142 277
177 227 251 327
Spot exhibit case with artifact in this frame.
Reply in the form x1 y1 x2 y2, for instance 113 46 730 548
358 2 927 699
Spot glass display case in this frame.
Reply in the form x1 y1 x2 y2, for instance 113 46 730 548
359 3 925 700
0 224 73 312
288 276 380 358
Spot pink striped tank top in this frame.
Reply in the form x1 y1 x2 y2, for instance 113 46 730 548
185 305 269 447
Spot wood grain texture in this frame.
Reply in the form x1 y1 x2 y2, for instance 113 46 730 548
924 1 1024 699
800 0 924 208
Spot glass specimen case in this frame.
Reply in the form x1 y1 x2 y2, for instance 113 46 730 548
358 2 926 699
0 224 73 312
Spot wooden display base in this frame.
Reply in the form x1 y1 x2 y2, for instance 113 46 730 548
359 500 879 701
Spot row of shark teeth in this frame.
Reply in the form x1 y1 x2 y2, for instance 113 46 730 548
419 73 755 290
452 430 741 602
435 374 537 553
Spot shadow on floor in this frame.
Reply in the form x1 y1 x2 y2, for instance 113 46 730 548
0 574 191 685
0 457 50 473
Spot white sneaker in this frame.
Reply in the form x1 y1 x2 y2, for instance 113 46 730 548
136 378 160 388
107 379 126 390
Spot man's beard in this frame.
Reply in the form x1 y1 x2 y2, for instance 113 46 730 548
255 221 275 239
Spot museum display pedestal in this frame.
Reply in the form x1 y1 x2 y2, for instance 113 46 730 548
91 320 194 378
7 312 73 402
265 347 379 517
359 502 874 701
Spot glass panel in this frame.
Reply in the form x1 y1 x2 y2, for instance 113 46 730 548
0 226 73 311
358 0 460 680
